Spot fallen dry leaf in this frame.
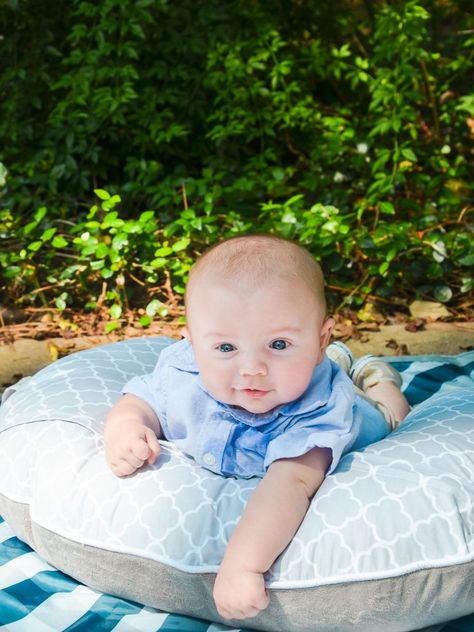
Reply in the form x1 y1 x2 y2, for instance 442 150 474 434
47 341 59 362
385 338 410 355
332 319 356 340
356 302 385 323
404 318 426 333
356 322 381 332
409 300 450 321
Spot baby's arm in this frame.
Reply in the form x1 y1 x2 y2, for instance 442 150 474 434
213 446 332 620
104 394 163 477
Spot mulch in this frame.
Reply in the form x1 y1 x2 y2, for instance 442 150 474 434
1 301 471 353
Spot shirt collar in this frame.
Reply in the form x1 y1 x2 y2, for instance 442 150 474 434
166 338 199 373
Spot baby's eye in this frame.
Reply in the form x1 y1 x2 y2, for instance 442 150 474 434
270 339 288 350
218 343 235 353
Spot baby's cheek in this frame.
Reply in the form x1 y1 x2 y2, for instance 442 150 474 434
283 367 313 400
200 371 230 401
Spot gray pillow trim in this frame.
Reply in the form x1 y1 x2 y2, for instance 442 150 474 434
1 493 473 632
27 505 474 586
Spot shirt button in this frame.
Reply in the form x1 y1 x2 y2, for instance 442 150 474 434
203 452 216 466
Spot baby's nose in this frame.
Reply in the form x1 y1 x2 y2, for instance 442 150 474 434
239 354 267 376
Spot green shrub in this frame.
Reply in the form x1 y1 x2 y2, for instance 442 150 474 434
0 1 472 317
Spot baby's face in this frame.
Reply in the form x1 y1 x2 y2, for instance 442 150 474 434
185 277 332 414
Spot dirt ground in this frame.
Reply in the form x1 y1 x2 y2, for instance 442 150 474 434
1 319 472 394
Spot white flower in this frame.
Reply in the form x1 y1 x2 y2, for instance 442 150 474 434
356 143 368 154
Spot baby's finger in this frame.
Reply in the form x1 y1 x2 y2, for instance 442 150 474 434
218 603 261 621
125 449 147 470
255 589 270 612
111 459 138 477
144 428 161 464
131 438 153 462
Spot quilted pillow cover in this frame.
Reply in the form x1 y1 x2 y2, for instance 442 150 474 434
0 338 472 632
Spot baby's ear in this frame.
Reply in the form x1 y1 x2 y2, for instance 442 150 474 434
319 317 335 352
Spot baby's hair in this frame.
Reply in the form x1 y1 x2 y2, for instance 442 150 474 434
185 233 327 316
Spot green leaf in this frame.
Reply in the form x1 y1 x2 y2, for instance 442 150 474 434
150 257 167 268
458 253 474 267
104 321 120 333
52 236 68 248
0 162 8 187
460 277 473 293
154 246 173 257
434 285 452 303
285 194 304 207
139 210 155 223
94 189 111 200
41 227 57 242
379 261 389 275
272 167 285 181
111 233 129 250
401 148 417 162
172 238 190 252
109 304 122 319
146 299 162 317
95 243 110 259
27 241 43 252
281 212 296 224
139 315 152 328
34 207 47 223
55 294 67 311
378 202 395 215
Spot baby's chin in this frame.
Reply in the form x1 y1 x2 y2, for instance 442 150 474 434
230 395 283 415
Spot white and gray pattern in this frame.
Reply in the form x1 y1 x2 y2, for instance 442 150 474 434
0 339 473 631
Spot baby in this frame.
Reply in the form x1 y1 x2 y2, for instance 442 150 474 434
104 234 410 621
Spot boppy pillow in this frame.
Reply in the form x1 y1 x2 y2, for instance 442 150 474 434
0 338 473 632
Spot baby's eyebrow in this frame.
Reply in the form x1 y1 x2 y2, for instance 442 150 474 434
203 332 233 339
267 326 303 334
202 326 303 340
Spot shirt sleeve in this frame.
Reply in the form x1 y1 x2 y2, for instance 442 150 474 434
120 338 197 436
264 372 357 475
122 372 165 421
122 351 169 428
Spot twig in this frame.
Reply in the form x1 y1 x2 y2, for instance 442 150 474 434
28 282 66 295
96 281 107 308
182 183 188 210
327 284 408 308
334 272 371 313
128 272 146 286
164 269 180 311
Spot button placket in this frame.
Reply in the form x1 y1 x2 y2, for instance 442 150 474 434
197 412 233 473
202 452 216 466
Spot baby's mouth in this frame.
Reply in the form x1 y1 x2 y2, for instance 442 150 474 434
240 388 269 398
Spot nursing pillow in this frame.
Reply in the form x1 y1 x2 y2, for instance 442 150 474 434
0 338 473 632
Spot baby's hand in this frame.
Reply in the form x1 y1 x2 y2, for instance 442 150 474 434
105 421 161 477
213 562 270 620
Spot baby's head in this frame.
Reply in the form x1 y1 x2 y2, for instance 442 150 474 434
186 234 327 318
184 234 334 413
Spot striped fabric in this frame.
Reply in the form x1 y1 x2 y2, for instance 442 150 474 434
0 518 246 631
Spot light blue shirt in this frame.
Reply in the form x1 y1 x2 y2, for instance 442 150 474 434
123 339 388 478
